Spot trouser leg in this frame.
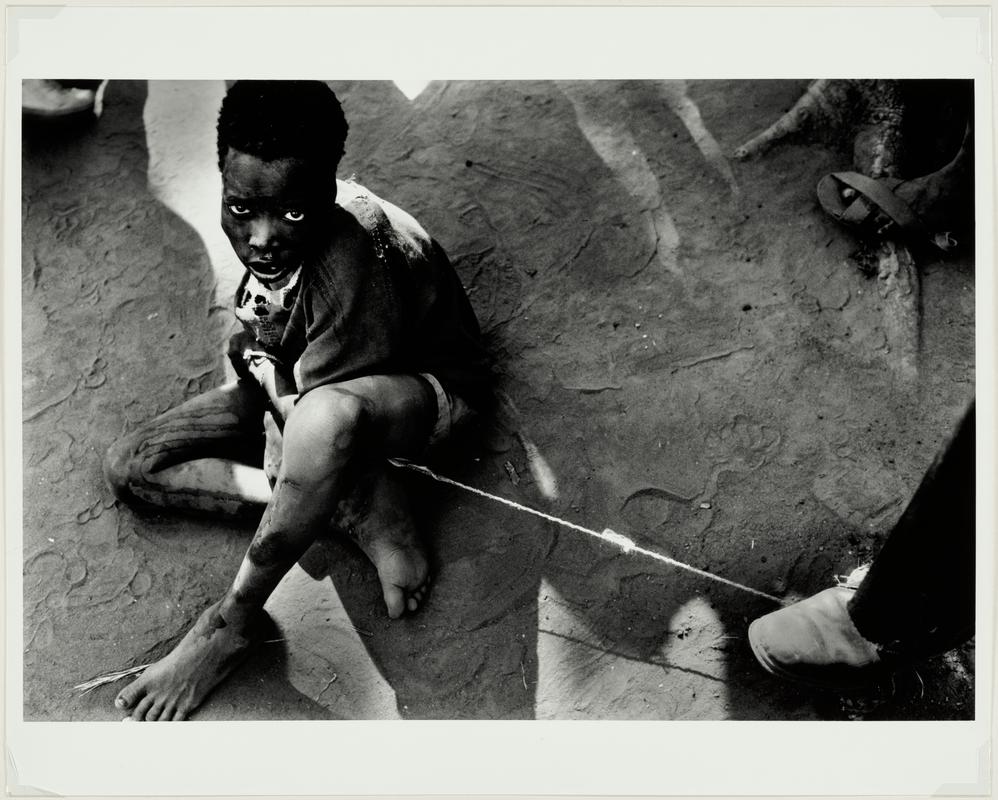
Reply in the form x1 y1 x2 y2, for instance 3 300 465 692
848 403 976 657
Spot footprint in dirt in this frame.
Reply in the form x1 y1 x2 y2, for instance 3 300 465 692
699 414 781 503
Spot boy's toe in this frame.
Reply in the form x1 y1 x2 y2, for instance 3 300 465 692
406 583 430 612
146 701 166 721
409 588 423 606
115 681 145 710
131 695 156 721
381 580 406 618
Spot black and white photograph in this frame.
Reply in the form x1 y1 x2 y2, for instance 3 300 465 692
5 6 993 797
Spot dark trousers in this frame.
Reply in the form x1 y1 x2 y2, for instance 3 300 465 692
848 403 975 658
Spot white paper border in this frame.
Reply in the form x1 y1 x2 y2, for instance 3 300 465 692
4 5 994 797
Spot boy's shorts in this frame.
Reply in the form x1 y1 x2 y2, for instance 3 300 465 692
419 373 471 447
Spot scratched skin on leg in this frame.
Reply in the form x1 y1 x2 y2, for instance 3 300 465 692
247 529 292 568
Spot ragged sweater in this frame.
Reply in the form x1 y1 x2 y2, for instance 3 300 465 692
232 180 491 410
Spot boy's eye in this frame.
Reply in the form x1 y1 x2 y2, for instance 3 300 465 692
227 204 251 217
283 210 305 223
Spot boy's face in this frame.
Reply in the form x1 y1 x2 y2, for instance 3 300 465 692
221 149 335 283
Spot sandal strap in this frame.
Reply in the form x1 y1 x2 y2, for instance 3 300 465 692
829 172 923 235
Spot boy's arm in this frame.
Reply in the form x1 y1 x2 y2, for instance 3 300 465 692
228 330 297 424
249 357 297 423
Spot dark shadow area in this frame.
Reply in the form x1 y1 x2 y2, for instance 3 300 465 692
898 79 973 175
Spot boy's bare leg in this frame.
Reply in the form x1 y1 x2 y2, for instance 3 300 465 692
114 374 434 721
104 380 271 516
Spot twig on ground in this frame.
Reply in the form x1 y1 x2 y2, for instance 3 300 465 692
74 663 150 695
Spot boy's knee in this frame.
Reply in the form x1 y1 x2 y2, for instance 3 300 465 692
286 387 370 463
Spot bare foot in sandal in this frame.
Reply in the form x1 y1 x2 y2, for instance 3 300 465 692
819 125 972 248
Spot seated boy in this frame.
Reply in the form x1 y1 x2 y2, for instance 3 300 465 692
103 80 490 721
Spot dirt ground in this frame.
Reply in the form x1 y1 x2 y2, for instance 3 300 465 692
21 79 975 721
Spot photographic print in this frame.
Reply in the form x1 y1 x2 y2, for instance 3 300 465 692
5 6 992 797
21 76 976 722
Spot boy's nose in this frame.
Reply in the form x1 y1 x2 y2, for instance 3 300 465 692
248 219 278 252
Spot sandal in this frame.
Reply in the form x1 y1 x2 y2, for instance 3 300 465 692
816 171 925 242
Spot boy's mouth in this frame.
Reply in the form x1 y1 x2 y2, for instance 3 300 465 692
246 258 290 278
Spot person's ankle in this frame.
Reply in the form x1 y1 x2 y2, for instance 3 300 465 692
215 596 264 634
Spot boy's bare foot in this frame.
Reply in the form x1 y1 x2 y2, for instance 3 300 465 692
345 471 431 618
358 534 430 618
115 602 257 721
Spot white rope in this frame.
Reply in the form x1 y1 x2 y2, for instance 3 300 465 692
388 458 783 604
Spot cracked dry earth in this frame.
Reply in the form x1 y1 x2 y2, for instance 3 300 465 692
22 79 974 721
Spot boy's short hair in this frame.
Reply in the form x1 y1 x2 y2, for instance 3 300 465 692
217 80 348 179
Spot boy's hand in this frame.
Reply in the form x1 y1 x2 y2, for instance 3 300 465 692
226 331 257 380
245 351 276 392
227 332 297 423
245 354 291 419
